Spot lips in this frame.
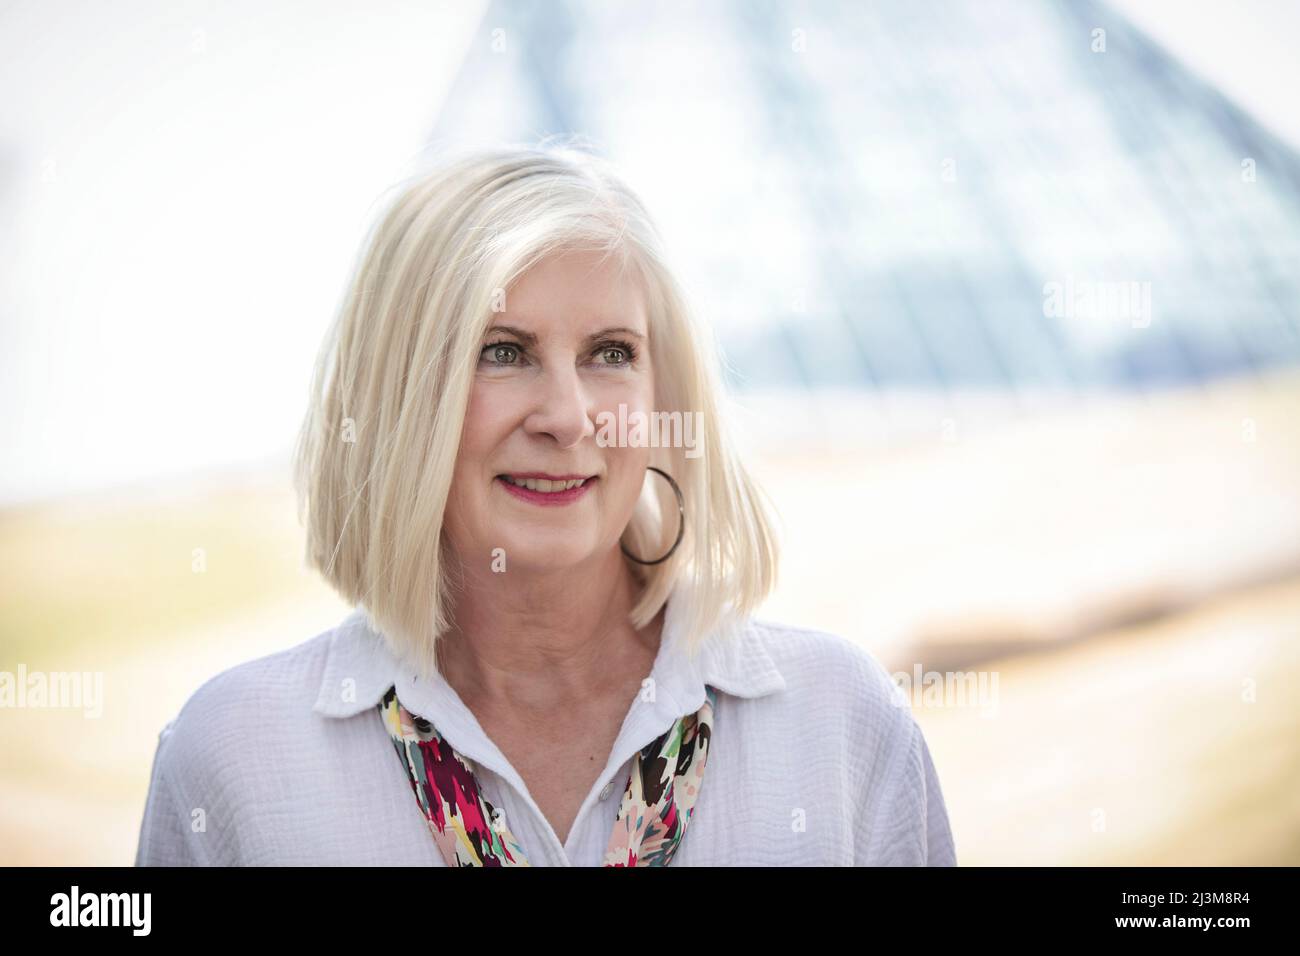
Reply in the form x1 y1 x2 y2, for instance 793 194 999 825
497 473 592 492
495 473 597 506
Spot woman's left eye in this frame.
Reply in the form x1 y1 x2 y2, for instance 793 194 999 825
594 342 636 366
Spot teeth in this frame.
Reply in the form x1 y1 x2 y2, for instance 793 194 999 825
502 476 588 492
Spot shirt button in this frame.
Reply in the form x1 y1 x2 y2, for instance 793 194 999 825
599 781 613 801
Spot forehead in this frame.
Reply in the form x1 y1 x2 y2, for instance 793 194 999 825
504 248 647 333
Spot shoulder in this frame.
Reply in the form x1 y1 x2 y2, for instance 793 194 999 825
148 621 340 797
745 616 906 725
170 626 335 743
740 617 957 864
739 616 918 785
137 620 345 865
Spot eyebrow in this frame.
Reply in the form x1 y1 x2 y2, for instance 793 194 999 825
483 325 646 346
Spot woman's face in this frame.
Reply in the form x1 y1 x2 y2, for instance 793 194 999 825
443 247 654 575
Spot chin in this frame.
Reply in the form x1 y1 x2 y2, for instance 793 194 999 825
495 532 602 572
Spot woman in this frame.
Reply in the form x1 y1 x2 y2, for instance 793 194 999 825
134 143 956 866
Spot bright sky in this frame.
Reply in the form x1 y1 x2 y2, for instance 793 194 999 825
0 0 487 504
1109 0 1300 150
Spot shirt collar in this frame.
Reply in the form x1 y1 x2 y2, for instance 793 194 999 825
312 581 785 784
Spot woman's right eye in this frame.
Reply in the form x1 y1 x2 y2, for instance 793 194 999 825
481 343 521 365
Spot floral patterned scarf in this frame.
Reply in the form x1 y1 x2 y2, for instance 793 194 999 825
378 684 717 866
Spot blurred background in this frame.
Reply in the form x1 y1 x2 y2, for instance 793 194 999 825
2 0 1298 865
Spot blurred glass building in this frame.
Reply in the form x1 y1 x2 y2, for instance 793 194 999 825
428 0 1300 410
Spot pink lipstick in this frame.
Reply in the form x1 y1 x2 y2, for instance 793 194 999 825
495 473 597 507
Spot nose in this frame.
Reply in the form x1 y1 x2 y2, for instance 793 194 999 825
523 364 596 449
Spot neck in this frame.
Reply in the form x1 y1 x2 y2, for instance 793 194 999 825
436 546 663 715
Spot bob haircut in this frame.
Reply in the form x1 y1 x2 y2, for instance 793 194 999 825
294 140 779 681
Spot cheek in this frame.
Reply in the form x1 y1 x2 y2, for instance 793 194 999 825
603 439 652 509
594 375 652 413
460 384 518 466
593 378 654 493
445 389 501 527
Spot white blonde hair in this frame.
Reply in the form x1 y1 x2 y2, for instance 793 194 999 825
293 140 779 680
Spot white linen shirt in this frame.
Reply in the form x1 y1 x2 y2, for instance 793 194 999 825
134 588 957 866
